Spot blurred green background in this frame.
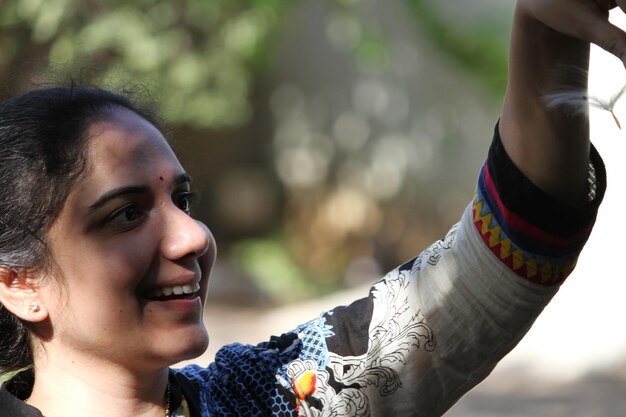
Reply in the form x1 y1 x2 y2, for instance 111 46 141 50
0 0 512 305
4 3 626 415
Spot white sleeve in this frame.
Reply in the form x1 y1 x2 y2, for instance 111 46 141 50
282 204 557 417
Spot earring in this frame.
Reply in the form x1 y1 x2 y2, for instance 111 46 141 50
28 302 40 313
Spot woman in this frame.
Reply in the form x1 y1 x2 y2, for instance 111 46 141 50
0 0 622 416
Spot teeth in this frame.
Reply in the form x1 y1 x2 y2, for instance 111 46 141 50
147 282 200 298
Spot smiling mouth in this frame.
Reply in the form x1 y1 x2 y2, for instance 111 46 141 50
143 283 201 301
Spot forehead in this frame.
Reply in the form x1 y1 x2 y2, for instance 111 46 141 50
49 107 185 237
84 108 182 180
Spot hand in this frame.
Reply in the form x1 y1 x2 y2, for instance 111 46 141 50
517 0 626 64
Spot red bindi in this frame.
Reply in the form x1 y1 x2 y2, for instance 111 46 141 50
159 176 164 181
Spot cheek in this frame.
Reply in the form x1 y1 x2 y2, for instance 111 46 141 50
38 278 67 320
53 237 158 299
199 233 217 302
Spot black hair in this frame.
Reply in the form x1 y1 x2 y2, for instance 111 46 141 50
0 85 160 386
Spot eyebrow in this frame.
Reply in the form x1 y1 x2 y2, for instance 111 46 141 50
88 173 192 210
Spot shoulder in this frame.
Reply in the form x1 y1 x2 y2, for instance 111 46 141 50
172 335 305 416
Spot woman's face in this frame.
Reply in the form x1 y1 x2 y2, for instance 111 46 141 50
38 107 216 370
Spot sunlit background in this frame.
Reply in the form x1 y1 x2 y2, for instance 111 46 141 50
1 0 624 415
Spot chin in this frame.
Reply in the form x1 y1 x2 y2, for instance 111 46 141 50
180 332 210 361
157 326 210 367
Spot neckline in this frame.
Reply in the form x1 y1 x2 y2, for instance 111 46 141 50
0 385 42 417
0 369 186 417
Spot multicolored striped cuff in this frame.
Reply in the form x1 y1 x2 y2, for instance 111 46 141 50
472 125 605 286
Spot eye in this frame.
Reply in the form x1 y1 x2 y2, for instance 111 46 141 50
175 192 196 215
106 203 145 226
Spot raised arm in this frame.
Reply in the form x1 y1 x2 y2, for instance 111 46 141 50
500 0 626 205
172 2 617 417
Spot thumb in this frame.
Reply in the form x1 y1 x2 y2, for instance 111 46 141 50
524 0 626 66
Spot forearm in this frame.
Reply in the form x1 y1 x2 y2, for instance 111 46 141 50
500 2 593 206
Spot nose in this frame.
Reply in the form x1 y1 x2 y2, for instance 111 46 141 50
160 207 211 262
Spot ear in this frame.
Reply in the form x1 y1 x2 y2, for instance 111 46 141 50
0 267 48 322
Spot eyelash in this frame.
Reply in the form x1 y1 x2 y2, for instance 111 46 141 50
105 192 197 228
176 191 197 215
106 203 145 227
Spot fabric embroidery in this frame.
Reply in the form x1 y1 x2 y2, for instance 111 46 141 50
284 269 436 416
412 223 459 273
473 192 577 285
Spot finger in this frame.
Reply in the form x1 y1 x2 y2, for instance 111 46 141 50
592 0 617 11
549 0 626 64
600 0 617 10
585 15 626 64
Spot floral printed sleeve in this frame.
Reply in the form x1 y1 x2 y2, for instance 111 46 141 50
174 125 606 417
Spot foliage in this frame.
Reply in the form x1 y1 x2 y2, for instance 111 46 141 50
0 0 510 304
326 0 390 72
405 0 509 97
0 0 290 128
231 236 340 301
